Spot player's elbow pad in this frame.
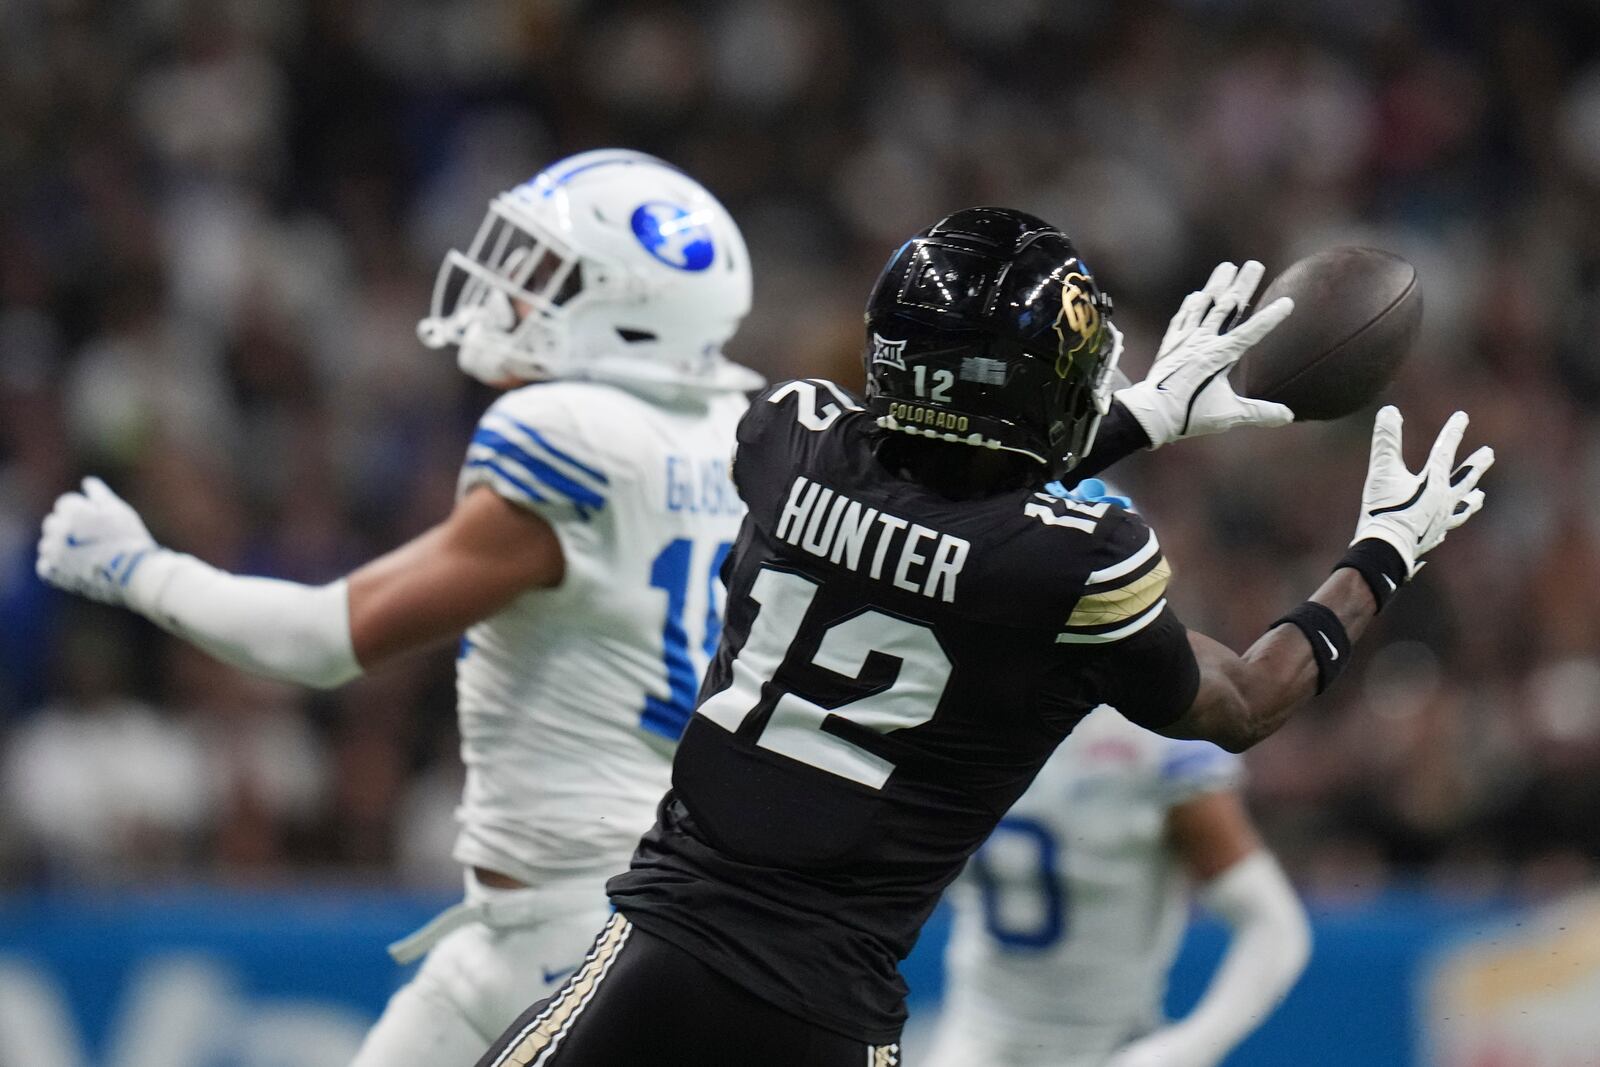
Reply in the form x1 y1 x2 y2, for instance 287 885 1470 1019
127 550 363 690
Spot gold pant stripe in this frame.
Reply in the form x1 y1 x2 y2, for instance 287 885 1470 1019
493 915 633 1067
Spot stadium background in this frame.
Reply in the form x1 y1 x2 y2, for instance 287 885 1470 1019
3 0 1600 1063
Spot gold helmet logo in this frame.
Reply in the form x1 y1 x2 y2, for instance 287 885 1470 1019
1054 272 1104 378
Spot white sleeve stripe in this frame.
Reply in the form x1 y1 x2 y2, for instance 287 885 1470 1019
812 379 863 412
1055 598 1167 644
463 457 549 504
1086 529 1161 585
1162 769 1246 807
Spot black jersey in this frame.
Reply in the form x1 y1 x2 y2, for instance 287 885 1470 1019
607 379 1200 1043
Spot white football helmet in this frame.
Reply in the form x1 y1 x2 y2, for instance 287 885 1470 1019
418 149 762 391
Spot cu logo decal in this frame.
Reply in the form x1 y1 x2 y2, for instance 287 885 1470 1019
1054 272 1104 377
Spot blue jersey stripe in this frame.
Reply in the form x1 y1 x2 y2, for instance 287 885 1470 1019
1160 745 1237 783
470 429 607 513
464 457 550 506
505 418 610 484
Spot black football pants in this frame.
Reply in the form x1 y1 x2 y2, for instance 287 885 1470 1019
472 914 901 1067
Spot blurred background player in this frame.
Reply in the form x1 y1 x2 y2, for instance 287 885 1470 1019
34 148 762 1067
927 694 1310 1067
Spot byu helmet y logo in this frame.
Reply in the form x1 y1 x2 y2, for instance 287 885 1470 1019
631 202 716 271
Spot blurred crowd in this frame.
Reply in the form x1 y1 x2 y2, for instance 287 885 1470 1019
2 0 1599 900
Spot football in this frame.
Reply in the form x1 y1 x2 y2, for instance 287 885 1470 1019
1235 247 1422 421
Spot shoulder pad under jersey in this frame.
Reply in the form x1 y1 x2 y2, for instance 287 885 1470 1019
732 378 865 502
738 379 864 442
1052 506 1171 646
460 383 615 523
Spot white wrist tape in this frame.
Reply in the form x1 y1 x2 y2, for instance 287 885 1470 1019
127 549 363 690
1176 851 1312 1062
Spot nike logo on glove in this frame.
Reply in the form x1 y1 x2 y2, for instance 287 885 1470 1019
542 964 578 985
1368 476 1428 517
1319 632 1340 660
64 534 98 548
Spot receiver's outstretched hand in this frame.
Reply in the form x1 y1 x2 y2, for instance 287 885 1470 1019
1116 260 1295 448
1351 406 1494 581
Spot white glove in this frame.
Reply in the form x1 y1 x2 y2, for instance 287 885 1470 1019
1115 261 1296 448
1353 406 1493 579
1104 1024 1224 1067
37 477 160 608
39 476 362 688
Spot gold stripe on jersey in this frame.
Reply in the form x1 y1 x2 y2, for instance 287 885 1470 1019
1056 598 1168 644
494 914 632 1067
1065 556 1172 630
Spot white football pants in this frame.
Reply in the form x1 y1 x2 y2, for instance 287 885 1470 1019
348 872 612 1067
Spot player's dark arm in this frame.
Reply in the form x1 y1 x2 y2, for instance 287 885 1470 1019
1163 569 1373 752
1063 401 1150 485
1160 406 1493 753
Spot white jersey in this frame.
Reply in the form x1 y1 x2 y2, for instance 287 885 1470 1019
931 706 1243 1067
451 379 748 889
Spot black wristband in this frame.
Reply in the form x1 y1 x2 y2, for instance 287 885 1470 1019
1335 538 1408 612
1272 601 1351 695
1063 401 1153 485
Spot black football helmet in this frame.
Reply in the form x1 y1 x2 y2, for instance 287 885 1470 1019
863 207 1122 479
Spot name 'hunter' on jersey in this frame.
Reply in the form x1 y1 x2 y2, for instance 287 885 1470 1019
775 475 969 602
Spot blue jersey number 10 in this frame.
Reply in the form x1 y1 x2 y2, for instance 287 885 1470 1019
640 538 733 742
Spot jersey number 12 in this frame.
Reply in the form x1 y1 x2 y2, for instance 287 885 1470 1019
696 566 952 789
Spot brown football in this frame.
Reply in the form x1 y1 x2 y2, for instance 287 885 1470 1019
1235 247 1422 421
